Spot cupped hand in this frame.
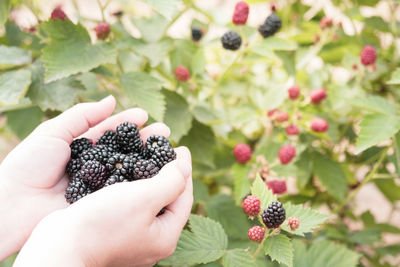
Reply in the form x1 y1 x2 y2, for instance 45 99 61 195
0 96 174 260
14 147 193 267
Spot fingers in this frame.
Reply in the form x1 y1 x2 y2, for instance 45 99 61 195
32 96 116 143
81 108 148 140
140 123 170 142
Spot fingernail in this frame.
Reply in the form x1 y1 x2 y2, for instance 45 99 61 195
177 160 192 178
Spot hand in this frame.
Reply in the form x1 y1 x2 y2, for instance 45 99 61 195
0 96 176 260
14 147 193 267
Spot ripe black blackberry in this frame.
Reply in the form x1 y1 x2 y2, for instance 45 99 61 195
133 159 160 179
145 135 170 153
145 135 176 168
66 158 81 178
191 26 203 41
97 130 119 151
258 13 282 38
106 153 135 178
221 31 242 51
116 122 143 153
80 145 113 165
65 177 92 204
79 160 107 189
104 173 129 186
262 201 286 228
70 138 92 158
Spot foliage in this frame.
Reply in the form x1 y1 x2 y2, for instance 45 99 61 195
1 0 400 266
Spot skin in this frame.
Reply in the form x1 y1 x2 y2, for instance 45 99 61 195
0 96 193 266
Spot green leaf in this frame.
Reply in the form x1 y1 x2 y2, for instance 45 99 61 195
232 163 252 204
134 39 173 67
132 14 169 43
180 120 216 168
0 0 10 26
142 0 181 20
280 203 330 237
251 176 276 210
376 244 400 256
350 229 381 245
293 240 360 267
0 45 31 69
312 153 348 202
163 90 192 142
264 235 293 267
193 179 209 204
254 37 298 51
191 48 206 75
120 72 165 121
27 62 84 111
0 69 31 105
355 114 400 154
6 107 43 139
41 19 116 82
223 249 256 267
357 0 379 6
374 178 400 203
387 68 400 85
364 17 390 32
349 96 397 115
205 194 251 240
159 215 228 266
295 151 313 188
192 105 220 124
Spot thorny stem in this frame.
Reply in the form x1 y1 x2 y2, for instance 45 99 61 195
334 147 389 214
252 228 279 259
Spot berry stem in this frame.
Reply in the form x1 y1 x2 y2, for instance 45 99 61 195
334 146 388 214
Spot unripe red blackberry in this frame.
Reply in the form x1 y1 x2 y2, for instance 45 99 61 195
242 195 261 216
232 1 249 25
278 145 296 164
266 180 287 194
51 6 67 20
360 45 377 66
95 22 111 40
310 117 329 132
174 66 190 82
286 124 299 135
233 143 252 163
267 109 277 117
320 17 333 29
273 110 289 123
310 88 327 104
288 217 300 230
288 84 300 100
248 226 265 242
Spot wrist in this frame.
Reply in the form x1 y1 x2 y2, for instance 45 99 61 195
14 210 87 267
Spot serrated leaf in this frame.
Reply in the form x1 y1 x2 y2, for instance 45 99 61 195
132 14 168 43
120 72 165 121
312 153 348 202
142 0 181 20
159 215 227 266
0 45 31 69
205 194 251 240
134 39 173 67
223 249 256 267
0 69 31 105
191 48 206 75
180 120 216 168
0 0 10 26
355 114 400 154
193 179 209 204
163 90 192 142
374 178 400 203
280 203 330 236
349 95 397 115
41 19 116 82
192 105 220 124
251 176 276 211
376 244 400 256
6 107 43 139
232 163 252 204
264 235 293 267
27 62 84 111
387 68 400 85
295 151 313 188
254 37 298 51
294 240 360 267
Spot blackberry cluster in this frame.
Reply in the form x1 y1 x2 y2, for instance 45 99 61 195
221 31 242 51
262 201 286 228
64 121 176 204
258 13 282 38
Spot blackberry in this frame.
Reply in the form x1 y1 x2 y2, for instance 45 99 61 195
116 122 143 153
80 145 113 165
65 177 92 204
104 173 129 186
258 13 282 38
262 201 286 228
133 159 160 179
221 31 242 51
70 138 92 158
150 146 176 168
145 135 170 153
79 160 107 189
157 207 166 217
97 130 119 151
191 27 203 41
66 158 81 178
106 153 136 178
